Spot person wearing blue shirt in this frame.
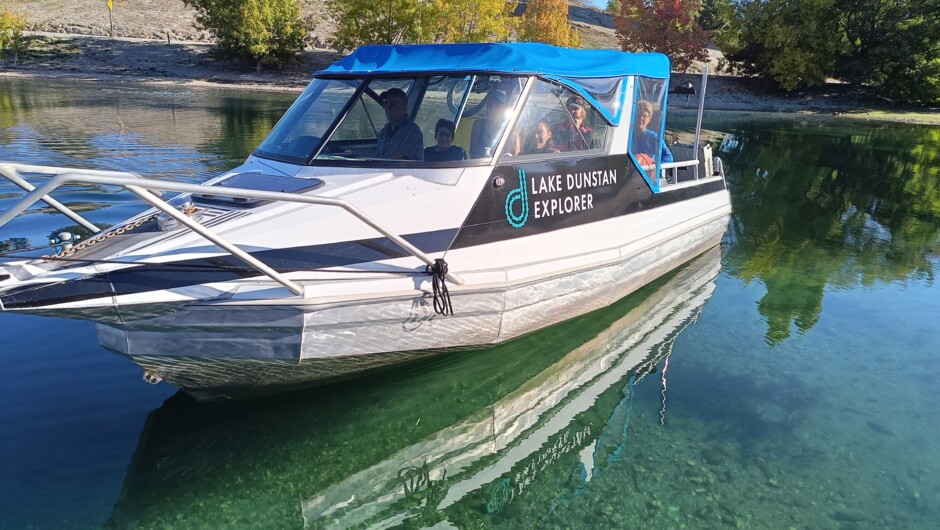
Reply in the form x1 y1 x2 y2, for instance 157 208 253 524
633 99 673 163
376 88 424 161
425 119 467 162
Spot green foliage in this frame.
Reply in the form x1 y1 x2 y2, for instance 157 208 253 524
607 0 622 14
719 0 940 104
717 0 839 90
182 0 310 70
329 0 517 50
697 0 733 32
0 1 28 65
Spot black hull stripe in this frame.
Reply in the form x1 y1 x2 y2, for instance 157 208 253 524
0 229 457 309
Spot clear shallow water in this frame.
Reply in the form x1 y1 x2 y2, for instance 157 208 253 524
1 78 938 529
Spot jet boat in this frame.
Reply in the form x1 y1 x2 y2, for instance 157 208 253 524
0 43 730 399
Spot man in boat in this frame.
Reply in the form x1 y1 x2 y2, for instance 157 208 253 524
376 88 424 161
552 96 594 151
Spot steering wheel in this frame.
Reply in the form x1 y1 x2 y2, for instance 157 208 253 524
447 83 488 117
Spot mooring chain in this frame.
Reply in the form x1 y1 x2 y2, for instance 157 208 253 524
42 213 159 261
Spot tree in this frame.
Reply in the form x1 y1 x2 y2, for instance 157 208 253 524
833 0 940 104
429 0 518 44
0 1 28 66
183 0 310 71
330 0 518 49
697 0 733 32
614 0 709 72
607 0 622 14
717 0 838 90
718 0 940 104
519 0 581 48
328 0 423 50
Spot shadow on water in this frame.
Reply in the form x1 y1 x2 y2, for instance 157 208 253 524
701 116 940 345
103 249 721 529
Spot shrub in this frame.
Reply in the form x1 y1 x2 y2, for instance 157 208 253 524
182 0 311 71
0 1 28 66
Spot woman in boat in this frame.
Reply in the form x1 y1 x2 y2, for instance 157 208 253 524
425 119 467 162
551 96 594 151
633 99 673 163
525 119 560 155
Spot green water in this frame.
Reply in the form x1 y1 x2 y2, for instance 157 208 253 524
1 79 938 529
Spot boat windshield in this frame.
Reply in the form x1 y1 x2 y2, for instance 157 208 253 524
254 74 527 164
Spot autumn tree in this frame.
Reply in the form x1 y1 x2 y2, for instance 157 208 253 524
183 0 310 70
330 0 517 50
607 0 622 14
614 0 709 72
328 0 423 50
428 0 518 44
0 0 28 65
519 0 581 48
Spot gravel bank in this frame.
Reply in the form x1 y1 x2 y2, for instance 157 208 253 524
4 1 939 124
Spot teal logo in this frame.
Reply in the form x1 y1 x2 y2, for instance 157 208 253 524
505 169 529 228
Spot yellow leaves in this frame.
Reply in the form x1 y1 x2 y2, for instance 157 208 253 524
429 0 518 44
519 0 580 48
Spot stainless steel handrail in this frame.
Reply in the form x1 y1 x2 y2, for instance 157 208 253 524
659 159 699 185
0 163 465 295
0 163 156 234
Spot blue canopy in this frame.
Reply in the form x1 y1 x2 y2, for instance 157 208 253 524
318 43 671 79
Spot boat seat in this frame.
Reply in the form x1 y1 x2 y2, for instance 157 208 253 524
455 118 474 156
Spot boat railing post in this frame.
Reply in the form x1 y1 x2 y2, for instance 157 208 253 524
0 166 101 233
126 184 305 296
692 67 708 181
0 167 465 291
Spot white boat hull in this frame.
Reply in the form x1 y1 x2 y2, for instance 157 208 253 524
96 212 727 399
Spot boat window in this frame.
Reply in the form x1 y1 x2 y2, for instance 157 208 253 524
629 76 669 182
319 78 417 160
413 75 475 161
254 78 361 163
254 74 526 165
559 76 625 123
463 76 527 159
509 77 608 158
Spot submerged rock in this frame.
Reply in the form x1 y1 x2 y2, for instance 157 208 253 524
833 509 867 522
702 447 725 465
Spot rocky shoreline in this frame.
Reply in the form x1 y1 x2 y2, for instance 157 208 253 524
2 32 938 125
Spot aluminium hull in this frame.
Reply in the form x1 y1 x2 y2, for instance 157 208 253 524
97 214 728 400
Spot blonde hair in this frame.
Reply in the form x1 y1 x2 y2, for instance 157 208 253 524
636 99 654 115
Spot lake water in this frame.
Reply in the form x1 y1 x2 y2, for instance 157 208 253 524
1 78 938 530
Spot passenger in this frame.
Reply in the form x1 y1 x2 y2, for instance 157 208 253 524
469 91 519 158
376 88 424 161
525 119 559 155
633 99 674 163
424 119 467 162
552 95 594 151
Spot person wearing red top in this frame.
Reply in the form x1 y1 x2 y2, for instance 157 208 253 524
552 96 594 151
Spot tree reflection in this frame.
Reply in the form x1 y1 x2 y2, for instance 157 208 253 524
200 94 294 171
717 119 939 344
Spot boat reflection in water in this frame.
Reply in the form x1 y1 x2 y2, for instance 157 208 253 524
107 247 720 529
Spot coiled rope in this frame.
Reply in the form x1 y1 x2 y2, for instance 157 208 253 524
425 258 453 316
